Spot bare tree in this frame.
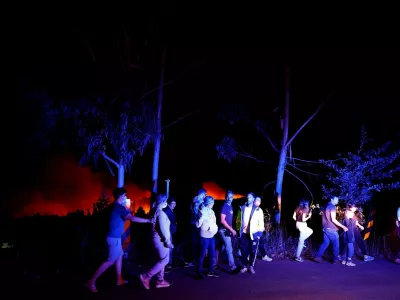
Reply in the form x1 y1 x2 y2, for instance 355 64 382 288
217 66 326 223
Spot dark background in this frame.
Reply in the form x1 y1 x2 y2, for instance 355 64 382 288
5 15 400 222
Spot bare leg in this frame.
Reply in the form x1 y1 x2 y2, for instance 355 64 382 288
115 255 126 285
86 260 114 292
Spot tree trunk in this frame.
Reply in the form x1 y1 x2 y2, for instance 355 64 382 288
152 47 166 194
117 164 125 188
275 66 290 224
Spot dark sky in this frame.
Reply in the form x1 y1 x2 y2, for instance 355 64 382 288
7 18 400 215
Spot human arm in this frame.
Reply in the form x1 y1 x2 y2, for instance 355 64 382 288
221 213 237 236
196 210 205 228
159 212 173 247
254 210 265 239
356 220 364 231
126 214 153 223
331 209 348 231
292 211 296 221
302 210 312 222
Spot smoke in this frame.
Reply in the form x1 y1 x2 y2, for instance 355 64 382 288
14 155 151 218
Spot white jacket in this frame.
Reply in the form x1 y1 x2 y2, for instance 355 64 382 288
196 207 218 238
240 205 264 240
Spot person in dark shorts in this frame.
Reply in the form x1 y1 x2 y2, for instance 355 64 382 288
86 187 153 292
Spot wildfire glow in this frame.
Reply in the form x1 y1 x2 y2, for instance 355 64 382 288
202 181 244 200
14 155 151 218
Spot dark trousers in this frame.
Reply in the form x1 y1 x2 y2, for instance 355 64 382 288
340 228 368 256
240 234 257 267
197 236 215 273
187 224 200 262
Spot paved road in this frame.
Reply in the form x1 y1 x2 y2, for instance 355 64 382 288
16 258 400 300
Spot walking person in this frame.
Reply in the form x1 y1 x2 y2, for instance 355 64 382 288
314 196 348 263
218 190 237 272
340 203 359 267
140 194 173 289
86 187 153 292
238 195 264 274
395 206 400 265
196 196 219 279
164 197 177 271
292 198 313 262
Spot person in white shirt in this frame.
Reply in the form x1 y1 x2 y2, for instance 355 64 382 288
238 195 265 274
196 196 219 278
395 207 400 265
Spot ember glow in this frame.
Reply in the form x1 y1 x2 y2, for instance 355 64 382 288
202 181 244 200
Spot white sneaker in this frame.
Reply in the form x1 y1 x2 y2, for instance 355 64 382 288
345 261 356 267
262 255 272 262
240 267 247 273
363 255 374 262
248 266 255 274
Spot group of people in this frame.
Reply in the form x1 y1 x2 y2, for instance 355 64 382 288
85 187 399 293
186 189 273 279
293 196 375 266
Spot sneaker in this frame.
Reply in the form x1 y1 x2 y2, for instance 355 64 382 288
295 257 304 262
394 258 400 265
248 266 255 274
345 261 356 267
313 257 323 263
197 272 204 279
230 265 237 272
342 260 346 265
363 255 374 262
139 274 150 290
85 281 98 293
206 271 219 277
262 255 272 262
240 267 248 273
156 280 170 288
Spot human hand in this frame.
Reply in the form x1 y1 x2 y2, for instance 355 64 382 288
360 225 364 231
343 226 348 232
166 243 174 249
231 229 237 237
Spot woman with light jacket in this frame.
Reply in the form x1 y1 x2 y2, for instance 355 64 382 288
140 194 173 289
196 196 219 279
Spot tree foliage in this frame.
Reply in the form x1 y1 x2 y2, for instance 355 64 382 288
93 190 112 215
61 98 157 173
320 127 400 205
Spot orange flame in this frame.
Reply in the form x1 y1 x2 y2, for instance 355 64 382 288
202 181 244 200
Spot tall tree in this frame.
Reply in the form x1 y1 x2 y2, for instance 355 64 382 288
217 66 325 222
152 47 166 194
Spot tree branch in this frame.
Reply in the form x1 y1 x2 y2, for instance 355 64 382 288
284 98 329 148
255 123 280 153
140 80 174 100
287 163 320 176
237 146 272 163
237 151 272 163
101 152 120 168
104 156 116 177
163 108 202 129
285 169 314 202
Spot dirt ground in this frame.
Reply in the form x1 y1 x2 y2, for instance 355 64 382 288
15 257 399 300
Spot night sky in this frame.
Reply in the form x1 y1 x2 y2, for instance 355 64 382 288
6 17 400 217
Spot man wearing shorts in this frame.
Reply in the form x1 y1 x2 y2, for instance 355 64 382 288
86 187 153 292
